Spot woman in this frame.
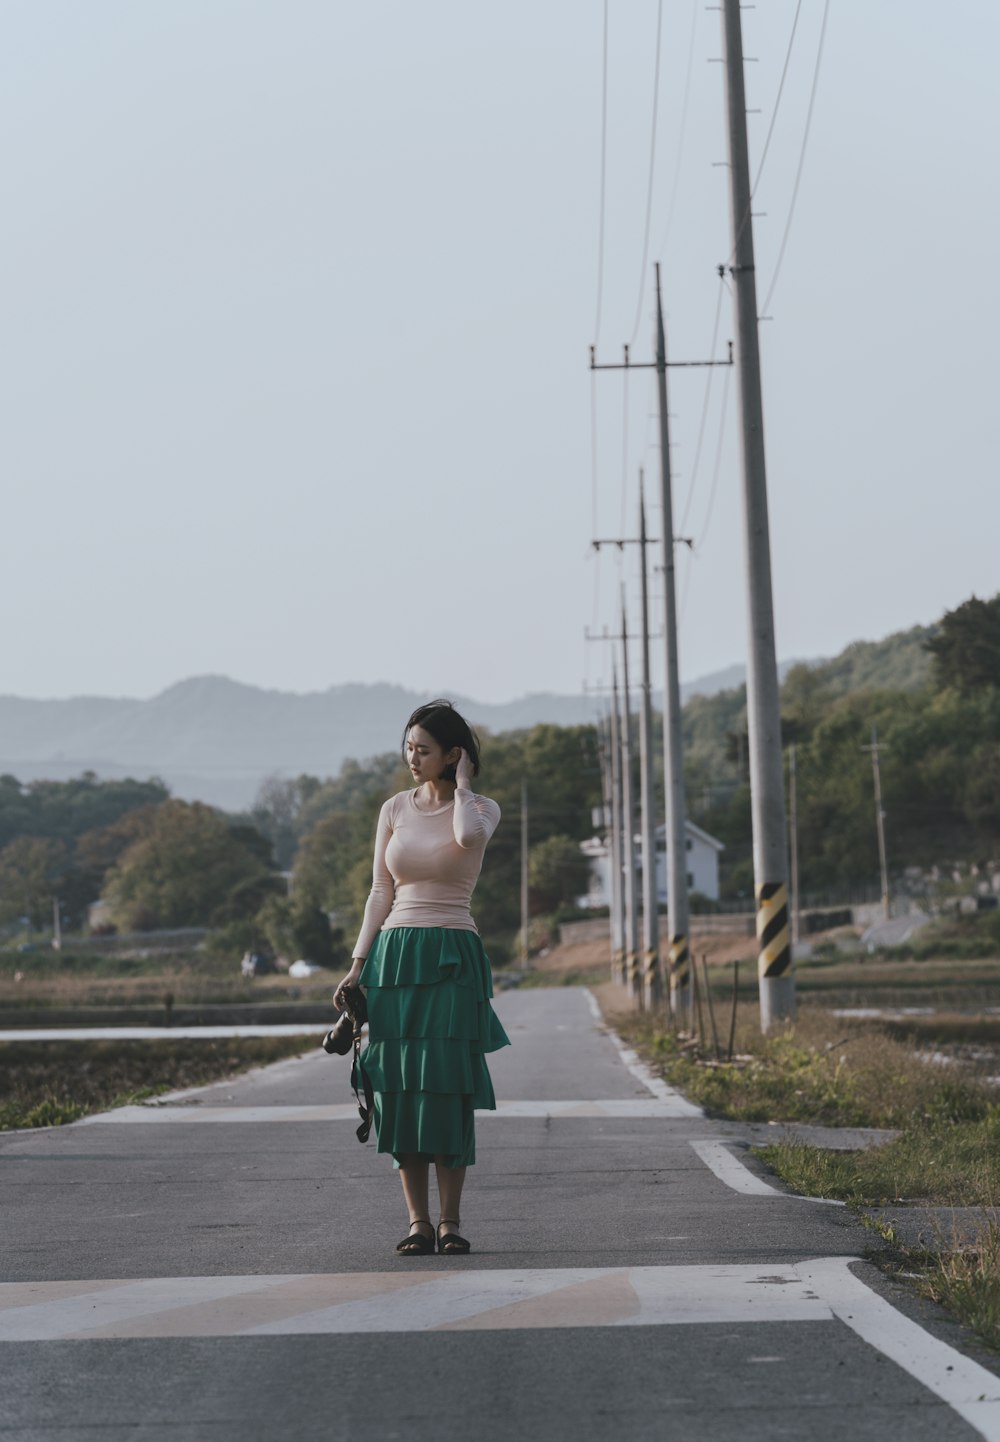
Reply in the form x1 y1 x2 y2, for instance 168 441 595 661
333 700 509 1256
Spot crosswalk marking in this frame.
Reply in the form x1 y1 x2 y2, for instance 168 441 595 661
0 1261 842 1341
5 1259 999 1438
77 1096 698 1125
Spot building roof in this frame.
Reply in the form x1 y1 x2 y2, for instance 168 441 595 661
653 819 725 852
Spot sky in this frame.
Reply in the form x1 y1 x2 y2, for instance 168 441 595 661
3 1 998 708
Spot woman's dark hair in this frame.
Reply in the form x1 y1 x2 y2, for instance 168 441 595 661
402 699 481 780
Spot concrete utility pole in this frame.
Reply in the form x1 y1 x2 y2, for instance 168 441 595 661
619 598 641 1003
654 265 691 1021
520 779 529 968
788 742 800 946
608 666 627 984
637 477 662 1008
720 0 794 1030
863 725 891 921
597 713 624 983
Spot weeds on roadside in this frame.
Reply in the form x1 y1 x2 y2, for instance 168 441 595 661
922 1225 1000 1352
757 1109 1000 1208
619 1004 996 1131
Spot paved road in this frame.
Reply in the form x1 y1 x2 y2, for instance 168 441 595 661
3 988 1000 1442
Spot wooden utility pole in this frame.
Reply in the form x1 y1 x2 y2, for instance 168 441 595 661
637 477 662 1008
619 596 641 1003
862 725 890 921
721 0 794 1030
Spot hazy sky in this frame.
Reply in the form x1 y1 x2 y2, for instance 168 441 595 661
4 2 998 706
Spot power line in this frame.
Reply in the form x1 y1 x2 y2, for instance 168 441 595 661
677 268 726 537
751 0 803 195
726 0 804 268
760 0 832 316
656 0 699 260
678 357 732 627
593 0 610 345
627 0 664 346
695 358 732 555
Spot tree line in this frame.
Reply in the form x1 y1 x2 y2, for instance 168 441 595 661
2 593 997 959
687 594 1000 898
0 726 602 965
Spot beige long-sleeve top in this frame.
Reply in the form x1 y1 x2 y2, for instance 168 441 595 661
352 787 502 959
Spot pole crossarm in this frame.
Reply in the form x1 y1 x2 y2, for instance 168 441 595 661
585 628 663 645
590 341 733 372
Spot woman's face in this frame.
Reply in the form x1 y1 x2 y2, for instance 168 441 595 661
406 725 458 783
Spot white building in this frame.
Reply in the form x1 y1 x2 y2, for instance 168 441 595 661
579 819 724 908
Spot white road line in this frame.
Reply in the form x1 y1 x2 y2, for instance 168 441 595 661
0 1025 330 1042
584 988 703 1116
689 1138 845 1205
77 1097 698 1126
802 1257 1000 1442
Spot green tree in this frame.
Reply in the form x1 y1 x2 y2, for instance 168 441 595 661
528 834 591 914
0 773 169 853
926 593 1000 695
0 837 67 929
248 774 323 869
102 801 271 931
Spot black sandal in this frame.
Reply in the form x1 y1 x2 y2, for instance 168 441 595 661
396 1219 435 1256
437 1218 471 1255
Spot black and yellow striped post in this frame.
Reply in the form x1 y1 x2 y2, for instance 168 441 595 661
756 881 794 1025
668 933 690 1024
642 948 660 1010
626 947 640 1002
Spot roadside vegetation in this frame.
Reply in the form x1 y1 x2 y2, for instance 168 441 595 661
0 1035 320 1130
613 991 1000 1352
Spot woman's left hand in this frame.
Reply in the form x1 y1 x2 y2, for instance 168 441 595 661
455 748 474 788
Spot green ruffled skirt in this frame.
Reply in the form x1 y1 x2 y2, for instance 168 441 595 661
358 926 510 1168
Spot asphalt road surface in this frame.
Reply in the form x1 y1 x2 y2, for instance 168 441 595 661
3 987 1000 1442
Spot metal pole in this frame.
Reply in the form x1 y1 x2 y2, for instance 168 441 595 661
609 667 627 984
789 742 800 946
654 265 691 1020
720 0 793 1031
619 596 641 1004
638 477 662 1009
520 778 529 968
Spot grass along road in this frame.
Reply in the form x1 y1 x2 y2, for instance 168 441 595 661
605 990 1000 1354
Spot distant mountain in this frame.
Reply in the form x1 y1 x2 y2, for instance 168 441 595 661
0 677 610 810
0 633 930 811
